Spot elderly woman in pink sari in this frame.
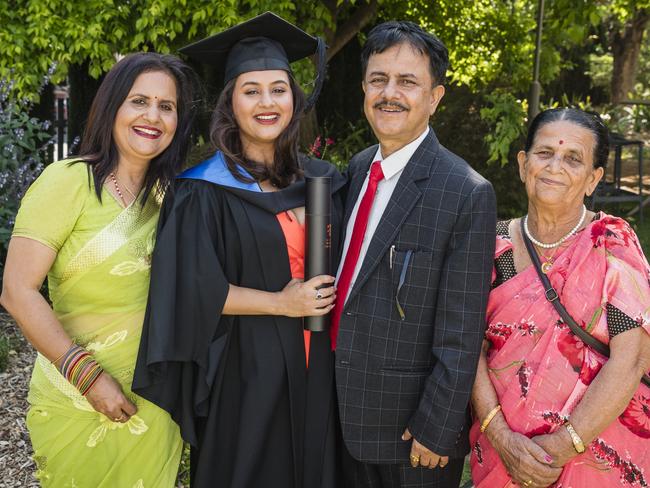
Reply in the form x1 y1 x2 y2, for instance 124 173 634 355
470 108 650 488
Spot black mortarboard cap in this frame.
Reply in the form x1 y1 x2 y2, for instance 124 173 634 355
180 12 327 110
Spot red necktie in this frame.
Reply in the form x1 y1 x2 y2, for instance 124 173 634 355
331 161 384 349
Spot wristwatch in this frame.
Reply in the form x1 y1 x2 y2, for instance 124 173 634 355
564 421 585 454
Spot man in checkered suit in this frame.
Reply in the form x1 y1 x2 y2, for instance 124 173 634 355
332 21 497 488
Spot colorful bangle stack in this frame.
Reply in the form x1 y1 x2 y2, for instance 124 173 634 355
58 344 104 396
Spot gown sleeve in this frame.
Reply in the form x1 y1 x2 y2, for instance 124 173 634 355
132 179 231 446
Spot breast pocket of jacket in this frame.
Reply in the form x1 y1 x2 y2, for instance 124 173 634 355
390 248 434 321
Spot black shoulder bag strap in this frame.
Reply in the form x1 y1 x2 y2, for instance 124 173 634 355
519 218 650 387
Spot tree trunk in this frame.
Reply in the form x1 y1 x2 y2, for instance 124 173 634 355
297 0 378 149
611 8 649 103
326 0 378 61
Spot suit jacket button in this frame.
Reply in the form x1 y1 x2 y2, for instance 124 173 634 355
339 360 350 366
345 311 354 316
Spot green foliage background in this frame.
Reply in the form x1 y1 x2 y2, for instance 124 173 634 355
0 0 330 99
1 0 650 215
1 2 650 484
3 1 649 169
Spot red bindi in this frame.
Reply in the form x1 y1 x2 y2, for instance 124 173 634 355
559 140 564 145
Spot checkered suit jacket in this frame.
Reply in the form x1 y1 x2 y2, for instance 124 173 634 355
335 128 496 463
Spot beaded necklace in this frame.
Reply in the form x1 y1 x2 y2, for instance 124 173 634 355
109 172 139 207
523 204 587 274
523 204 587 249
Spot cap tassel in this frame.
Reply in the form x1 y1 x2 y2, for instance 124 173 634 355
305 37 327 112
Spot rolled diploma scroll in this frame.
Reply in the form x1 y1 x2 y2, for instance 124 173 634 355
304 176 331 332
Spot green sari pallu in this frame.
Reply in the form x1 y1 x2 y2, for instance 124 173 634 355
12 161 182 488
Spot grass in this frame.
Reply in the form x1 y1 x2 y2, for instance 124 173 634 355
460 457 472 486
177 444 191 487
0 323 21 373
0 334 11 372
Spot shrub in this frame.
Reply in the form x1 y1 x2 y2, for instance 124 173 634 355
480 91 528 167
305 118 374 172
0 330 22 372
0 75 54 282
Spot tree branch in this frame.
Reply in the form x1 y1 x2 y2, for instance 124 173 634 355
322 0 339 43
326 0 378 61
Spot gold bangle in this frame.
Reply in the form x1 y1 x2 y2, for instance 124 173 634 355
480 404 502 433
564 421 585 453
51 342 74 365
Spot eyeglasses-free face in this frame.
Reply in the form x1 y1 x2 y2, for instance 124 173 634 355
112 70 178 168
518 120 604 209
362 42 444 156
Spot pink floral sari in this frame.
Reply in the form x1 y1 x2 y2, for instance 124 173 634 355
470 213 650 488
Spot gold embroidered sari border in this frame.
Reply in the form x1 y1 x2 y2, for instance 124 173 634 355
61 198 158 282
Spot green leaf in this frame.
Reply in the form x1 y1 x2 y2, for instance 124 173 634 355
589 11 602 26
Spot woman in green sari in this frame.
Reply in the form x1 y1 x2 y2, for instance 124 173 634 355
1 52 199 487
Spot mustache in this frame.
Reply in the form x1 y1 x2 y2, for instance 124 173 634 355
373 101 409 111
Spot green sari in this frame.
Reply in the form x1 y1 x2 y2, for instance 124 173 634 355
12 160 182 488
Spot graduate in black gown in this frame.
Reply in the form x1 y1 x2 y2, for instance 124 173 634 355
132 12 345 488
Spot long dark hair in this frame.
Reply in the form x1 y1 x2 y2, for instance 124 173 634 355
525 108 610 169
77 52 200 203
210 73 306 188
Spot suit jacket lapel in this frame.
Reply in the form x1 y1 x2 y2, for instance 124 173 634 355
345 129 440 306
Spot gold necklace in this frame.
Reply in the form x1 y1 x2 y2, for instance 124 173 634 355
122 182 138 199
538 243 564 274
109 172 140 206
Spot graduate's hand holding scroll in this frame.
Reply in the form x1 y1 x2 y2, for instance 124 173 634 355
278 275 336 317
223 275 336 318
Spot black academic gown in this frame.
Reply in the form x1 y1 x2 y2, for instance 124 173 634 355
133 157 345 488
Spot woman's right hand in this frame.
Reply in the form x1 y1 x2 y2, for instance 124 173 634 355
491 428 562 488
277 275 336 317
85 373 138 423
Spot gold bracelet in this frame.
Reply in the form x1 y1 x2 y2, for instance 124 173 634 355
564 421 585 453
480 404 502 433
50 342 75 365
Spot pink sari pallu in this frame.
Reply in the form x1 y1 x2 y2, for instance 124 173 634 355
470 214 650 488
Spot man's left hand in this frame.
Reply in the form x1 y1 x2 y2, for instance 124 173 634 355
402 428 449 469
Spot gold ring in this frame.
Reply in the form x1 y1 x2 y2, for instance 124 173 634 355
523 481 532 487
410 454 420 463
113 414 126 422
315 290 323 300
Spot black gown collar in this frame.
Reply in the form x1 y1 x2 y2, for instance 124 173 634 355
179 151 345 214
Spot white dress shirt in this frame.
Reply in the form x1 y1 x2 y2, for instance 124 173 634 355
337 127 430 304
